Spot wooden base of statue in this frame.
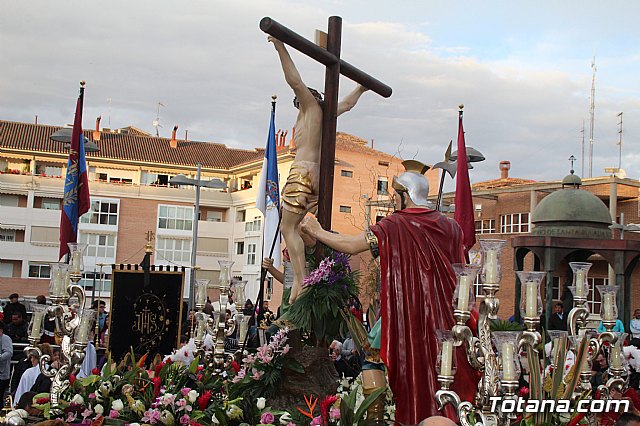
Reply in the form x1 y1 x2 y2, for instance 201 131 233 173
267 331 339 411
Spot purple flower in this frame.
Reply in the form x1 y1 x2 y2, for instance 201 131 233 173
181 388 192 397
260 412 275 424
108 409 119 419
142 408 161 424
330 407 340 420
179 414 191 425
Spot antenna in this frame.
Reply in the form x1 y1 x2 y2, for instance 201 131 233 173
107 98 112 128
580 120 585 177
617 112 623 170
153 101 165 137
588 57 596 178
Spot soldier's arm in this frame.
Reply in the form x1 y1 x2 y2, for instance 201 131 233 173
300 216 369 255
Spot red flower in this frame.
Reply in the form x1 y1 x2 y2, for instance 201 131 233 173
166 358 173 365
92 368 101 375
231 360 240 373
320 395 338 426
567 413 586 426
197 390 212 410
70 374 76 385
35 397 50 405
196 373 203 381
152 376 162 398
189 420 202 426
518 386 529 397
155 362 165 375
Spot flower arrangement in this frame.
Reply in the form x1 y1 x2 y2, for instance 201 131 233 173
286 251 359 345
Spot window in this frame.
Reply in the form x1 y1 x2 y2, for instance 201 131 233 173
207 211 223 222
109 177 132 184
587 276 608 314
44 166 62 177
158 205 193 231
236 210 246 222
28 263 51 279
0 194 19 207
0 229 16 242
156 237 191 263
245 217 261 232
266 276 273 301
475 219 496 234
78 273 112 292
81 200 119 225
80 233 116 259
0 263 13 278
378 161 390 167
341 170 353 178
30 226 58 244
247 244 256 265
377 178 388 195
236 242 245 255
500 213 529 233
97 173 108 182
340 205 352 213
42 198 61 210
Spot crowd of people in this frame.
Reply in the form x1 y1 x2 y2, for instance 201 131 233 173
0 293 101 410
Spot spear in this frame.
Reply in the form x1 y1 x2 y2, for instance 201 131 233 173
432 140 456 211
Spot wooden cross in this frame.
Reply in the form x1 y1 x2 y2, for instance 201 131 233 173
261 16 392 230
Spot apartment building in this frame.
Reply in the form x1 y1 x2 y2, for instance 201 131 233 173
0 120 417 310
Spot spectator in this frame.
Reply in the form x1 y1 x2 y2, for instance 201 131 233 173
203 297 214 316
77 336 97 379
592 352 609 388
616 413 640 426
0 323 13 409
6 313 28 343
91 300 108 345
36 295 56 345
3 294 26 325
14 343 52 407
630 309 640 347
257 301 273 327
548 302 568 331
597 319 625 334
329 340 357 378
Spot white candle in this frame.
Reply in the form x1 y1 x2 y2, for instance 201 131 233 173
76 316 91 343
220 294 229 307
457 275 472 311
611 345 623 369
501 342 516 380
52 269 66 297
239 320 248 342
195 323 205 341
525 281 538 317
440 341 453 376
603 293 615 321
484 250 498 283
575 270 585 298
196 283 207 306
70 251 82 275
30 311 45 338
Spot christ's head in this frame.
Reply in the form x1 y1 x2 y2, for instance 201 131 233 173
293 87 323 109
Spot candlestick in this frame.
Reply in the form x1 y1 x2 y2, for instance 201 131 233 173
484 249 498 283
441 341 453 376
457 276 471 311
525 281 537 317
575 270 585 298
30 309 46 338
196 321 205 341
196 279 208 306
501 342 516 381
610 344 623 369
75 309 95 344
70 251 82 275
603 293 615 321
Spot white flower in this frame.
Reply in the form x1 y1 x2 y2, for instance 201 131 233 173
94 404 104 415
111 399 124 412
212 413 220 424
256 397 266 410
279 412 293 425
129 424 141 426
71 394 84 405
187 390 198 403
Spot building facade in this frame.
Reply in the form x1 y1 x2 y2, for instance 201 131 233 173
0 120 422 310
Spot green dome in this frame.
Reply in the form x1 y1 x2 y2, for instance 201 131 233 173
562 173 582 186
532 188 612 239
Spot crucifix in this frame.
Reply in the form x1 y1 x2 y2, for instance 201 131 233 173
261 16 392 303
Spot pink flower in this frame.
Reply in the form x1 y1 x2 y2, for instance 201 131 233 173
81 408 93 420
282 344 291 354
260 412 275 424
66 412 77 423
232 368 246 383
180 414 191 425
181 388 192 397
109 409 119 419
88 393 96 399
142 408 162 424
330 407 340 420
310 415 322 425
252 368 264 380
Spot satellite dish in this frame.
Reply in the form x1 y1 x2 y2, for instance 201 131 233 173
616 169 627 179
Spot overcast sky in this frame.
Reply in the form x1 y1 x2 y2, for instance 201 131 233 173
2 1 639 186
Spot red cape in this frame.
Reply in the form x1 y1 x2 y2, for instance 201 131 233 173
371 208 479 424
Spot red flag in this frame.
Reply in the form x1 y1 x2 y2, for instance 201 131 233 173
59 84 91 260
454 109 475 256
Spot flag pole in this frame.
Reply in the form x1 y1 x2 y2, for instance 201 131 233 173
435 140 453 211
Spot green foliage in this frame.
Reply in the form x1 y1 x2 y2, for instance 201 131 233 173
490 319 525 332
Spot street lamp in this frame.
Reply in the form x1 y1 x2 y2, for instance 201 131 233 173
50 127 100 152
169 164 227 311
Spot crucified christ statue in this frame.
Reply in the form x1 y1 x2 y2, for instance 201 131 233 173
268 35 368 304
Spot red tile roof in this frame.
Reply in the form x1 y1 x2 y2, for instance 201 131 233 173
0 120 264 170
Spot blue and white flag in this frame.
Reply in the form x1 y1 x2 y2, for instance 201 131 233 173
256 104 281 268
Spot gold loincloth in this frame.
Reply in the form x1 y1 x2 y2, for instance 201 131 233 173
282 160 319 215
